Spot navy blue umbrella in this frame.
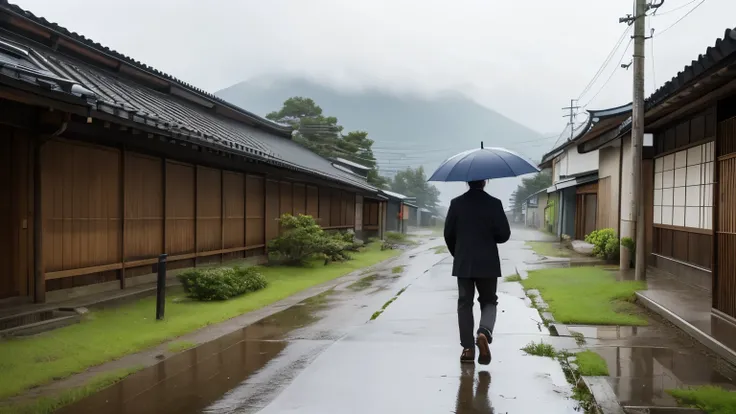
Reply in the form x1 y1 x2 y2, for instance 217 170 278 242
428 142 540 182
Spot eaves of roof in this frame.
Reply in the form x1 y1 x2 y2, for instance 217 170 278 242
580 28 736 154
0 0 293 137
646 28 736 111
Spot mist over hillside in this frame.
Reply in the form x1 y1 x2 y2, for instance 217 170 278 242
216 77 548 207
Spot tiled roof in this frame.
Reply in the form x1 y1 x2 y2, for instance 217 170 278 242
646 28 736 109
0 1 377 192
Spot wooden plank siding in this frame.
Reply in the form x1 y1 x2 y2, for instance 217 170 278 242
716 116 736 318
34 139 362 293
648 106 716 289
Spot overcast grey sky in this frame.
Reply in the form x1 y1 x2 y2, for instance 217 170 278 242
13 0 735 139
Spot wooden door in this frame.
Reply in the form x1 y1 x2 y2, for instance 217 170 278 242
0 135 16 299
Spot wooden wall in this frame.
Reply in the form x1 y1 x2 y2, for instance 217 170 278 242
716 116 736 318
0 126 32 299
650 106 715 282
40 139 359 292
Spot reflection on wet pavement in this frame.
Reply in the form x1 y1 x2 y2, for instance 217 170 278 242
59 243 445 414
455 365 494 414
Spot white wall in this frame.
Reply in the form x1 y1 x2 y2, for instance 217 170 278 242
553 145 599 183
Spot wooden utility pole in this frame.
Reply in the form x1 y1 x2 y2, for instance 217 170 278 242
621 0 648 280
562 99 580 141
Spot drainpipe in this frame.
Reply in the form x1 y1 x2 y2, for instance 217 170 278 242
33 115 69 303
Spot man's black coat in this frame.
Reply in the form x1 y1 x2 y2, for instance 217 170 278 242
443 188 511 279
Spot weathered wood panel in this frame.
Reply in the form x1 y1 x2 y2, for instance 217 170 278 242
318 186 331 227
265 180 280 242
306 185 319 218
330 188 342 227
293 183 306 216
345 192 355 226
279 181 293 218
124 153 163 261
716 136 736 316
42 140 121 272
245 175 265 247
652 226 711 269
223 171 245 249
717 233 736 318
197 166 222 253
165 161 195 255
597 177 611 230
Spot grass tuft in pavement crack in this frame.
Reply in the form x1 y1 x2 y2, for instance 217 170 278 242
348 275 377 291
520 342 607 413
570 331 587 346
432 245 448 254
370 286 409 320
504 274 522 282
521 341 556 357
391 265 405 274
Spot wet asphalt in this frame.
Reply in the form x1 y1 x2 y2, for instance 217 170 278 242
60 229 581 414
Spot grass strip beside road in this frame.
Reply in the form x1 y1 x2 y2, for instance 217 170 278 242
575 350 609 376
522 267 647 326
0 244 400 401
668 386 736 414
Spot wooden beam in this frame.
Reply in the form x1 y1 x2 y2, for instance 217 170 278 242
46 263 124 280
648 77 736 131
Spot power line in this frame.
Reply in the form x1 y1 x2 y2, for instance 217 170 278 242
577 26 633 101
581 38 634 109
650 29 657 90
655 0 707 37
652 0 699 15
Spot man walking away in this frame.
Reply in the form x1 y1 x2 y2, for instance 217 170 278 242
443 180 511 365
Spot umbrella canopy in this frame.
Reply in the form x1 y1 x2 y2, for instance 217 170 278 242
428 143 540 182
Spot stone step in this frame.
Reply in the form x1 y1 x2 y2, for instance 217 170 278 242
0 308 85 337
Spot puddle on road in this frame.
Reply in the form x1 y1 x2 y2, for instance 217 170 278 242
592 345 736 408
58 264 416 414
58 291 338 414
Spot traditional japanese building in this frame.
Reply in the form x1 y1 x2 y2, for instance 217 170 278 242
0 1 387 305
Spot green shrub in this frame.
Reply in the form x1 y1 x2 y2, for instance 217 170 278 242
177 266 267 301
385 231 408 244
621 237 635 252
604 237 620 261
366 237 380 245
321 234 352 264
268 214 326 265
332 231 363 251
585 228 618 260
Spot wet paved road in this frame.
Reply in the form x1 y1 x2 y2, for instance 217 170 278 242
61 229 580 414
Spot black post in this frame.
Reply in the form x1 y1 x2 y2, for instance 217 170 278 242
156 254 167 320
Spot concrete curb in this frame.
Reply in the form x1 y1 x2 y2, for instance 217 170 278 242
635 292 736 367
582 376 626 414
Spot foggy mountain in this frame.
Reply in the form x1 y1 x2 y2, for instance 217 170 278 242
216 77 547 208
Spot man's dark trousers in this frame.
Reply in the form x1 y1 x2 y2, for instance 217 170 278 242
457 277 498 349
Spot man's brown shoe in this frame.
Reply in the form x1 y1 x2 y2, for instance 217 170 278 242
477 333 491 365
460 348 475 363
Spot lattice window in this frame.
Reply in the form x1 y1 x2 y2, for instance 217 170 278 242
653 141 714 230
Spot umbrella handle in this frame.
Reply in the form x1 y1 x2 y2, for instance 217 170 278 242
481 141 484 149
